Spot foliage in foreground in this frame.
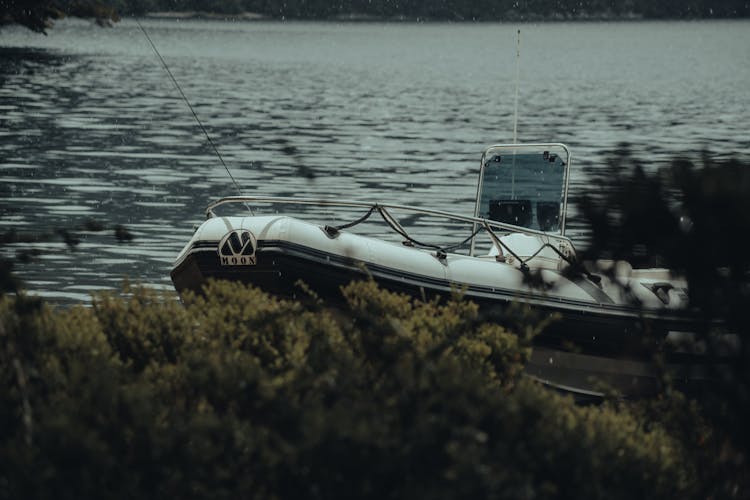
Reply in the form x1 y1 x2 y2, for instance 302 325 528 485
578 147 750 461
0 279 736 499
0 0 119 33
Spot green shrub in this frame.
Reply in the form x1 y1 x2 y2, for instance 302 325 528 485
0 280 713 499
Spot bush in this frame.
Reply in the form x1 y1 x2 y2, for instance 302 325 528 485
0 280 715 499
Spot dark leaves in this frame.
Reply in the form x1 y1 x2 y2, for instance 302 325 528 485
578 148 750 458
0 0 119 34
56 228 80 249
113 224 134 242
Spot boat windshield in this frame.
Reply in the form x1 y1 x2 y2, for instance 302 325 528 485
475 143 570 234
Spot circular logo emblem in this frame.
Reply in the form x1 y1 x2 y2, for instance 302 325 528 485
217 229 257 266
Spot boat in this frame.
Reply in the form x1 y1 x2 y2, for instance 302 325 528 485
171 143 715 398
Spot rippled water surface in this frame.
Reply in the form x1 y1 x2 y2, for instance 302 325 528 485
2 19 749 302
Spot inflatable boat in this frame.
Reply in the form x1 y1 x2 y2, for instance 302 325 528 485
172 143 711 397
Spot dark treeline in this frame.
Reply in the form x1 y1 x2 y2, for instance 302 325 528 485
3 0 748 34
109 0 750 19
0 0 119 33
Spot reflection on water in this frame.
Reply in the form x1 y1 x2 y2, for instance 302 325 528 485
1 19 749 302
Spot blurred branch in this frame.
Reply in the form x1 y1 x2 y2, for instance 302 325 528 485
0 220 133 298
578 148 750 453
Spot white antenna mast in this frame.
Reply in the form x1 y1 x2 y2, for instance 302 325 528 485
512 29 521 144
136 19 252 215
510 29 522 198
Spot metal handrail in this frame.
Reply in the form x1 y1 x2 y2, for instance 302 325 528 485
205 195 577 258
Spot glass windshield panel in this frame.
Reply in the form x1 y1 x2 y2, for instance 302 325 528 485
476 144 569 233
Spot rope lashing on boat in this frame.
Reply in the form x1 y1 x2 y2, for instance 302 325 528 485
439 226 483 252
376 205 480 254
323 205 378 237
534 239 602 284
325 204 483 255
492 230 602 285
377 206 416 243
482 221 530 271
323 204 601 283
482 223 601 283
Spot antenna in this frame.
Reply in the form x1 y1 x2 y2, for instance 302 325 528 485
512 29 521 144
510 29 521 199
136 19 251 213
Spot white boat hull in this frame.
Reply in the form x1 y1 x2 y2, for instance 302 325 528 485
172 215 696 360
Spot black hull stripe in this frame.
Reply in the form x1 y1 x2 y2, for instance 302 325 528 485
174 238 693 326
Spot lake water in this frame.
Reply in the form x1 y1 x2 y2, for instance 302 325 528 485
1 19 749 302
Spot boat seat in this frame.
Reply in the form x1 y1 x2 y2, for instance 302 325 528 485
489 199 532 228
536 201 560 231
